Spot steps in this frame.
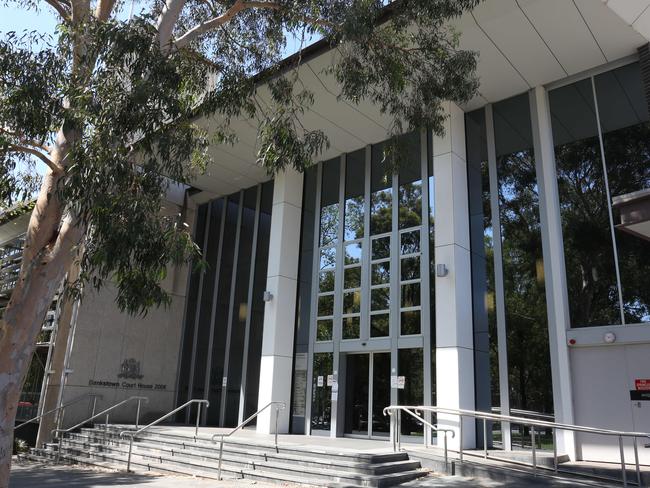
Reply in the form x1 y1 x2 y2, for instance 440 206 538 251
27 425 426 487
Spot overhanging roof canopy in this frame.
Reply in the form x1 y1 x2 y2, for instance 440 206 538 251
191 0 649 197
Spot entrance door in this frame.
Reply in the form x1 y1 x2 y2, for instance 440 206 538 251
344 352 391 438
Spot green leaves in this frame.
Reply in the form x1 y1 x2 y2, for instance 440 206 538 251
0 0 481 316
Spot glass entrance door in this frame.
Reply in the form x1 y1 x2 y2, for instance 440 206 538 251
344 352 391 438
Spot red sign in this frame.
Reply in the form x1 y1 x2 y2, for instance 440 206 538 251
635 379 650 391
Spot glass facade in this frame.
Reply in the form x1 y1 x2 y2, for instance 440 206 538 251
176 181 274 426
290 132 433 438
549 62 650 328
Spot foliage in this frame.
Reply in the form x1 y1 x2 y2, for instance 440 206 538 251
0 0 481 315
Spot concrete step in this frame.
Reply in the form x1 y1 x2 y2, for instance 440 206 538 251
56 444 426 488
405 447 642 487
59 436 424 486
67 431 416 476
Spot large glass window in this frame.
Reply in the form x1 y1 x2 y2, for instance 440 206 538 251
493 94 553 415
549 62 650 327
370 143 393 235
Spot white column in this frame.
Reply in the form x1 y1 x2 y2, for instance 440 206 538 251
256 169 304 434
434 102 476 450
529 86 577 460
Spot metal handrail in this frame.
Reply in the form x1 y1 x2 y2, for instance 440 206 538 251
120 398 209 472
14 393 102 431
52 395 148 464
212 401 286 480
383 406 455 472
388 405 650 488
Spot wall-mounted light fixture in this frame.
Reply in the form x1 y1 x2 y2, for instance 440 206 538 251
262 291 273 302
603 332 616 344
436 264 449 278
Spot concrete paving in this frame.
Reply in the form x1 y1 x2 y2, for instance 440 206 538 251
9 461 296 488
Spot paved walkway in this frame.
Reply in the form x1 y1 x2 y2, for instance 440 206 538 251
9 461 291 488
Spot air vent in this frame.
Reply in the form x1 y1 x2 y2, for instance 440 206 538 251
637 43 650 116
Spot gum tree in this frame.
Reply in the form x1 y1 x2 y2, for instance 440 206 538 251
0 0 480 482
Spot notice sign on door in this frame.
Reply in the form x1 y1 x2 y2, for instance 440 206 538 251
635 379 650 391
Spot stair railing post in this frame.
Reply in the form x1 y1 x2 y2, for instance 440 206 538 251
633 436 641 487
126 436 133 472
531 425 537 476
195 402 202 441
104 414 109 443
619 435 628 487
443 431 448 474
91 396 97 419
397 409 401 452
553 427 558 473
483 418 488 459
274 405 279 453
459 414 463 463
217 437 224 480
135 399 142 429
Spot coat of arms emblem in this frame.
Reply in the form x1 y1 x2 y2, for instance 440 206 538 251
118 358 143 379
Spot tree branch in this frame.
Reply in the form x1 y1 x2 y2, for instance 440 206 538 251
1 128 51 153
44 0 70 20
157 0 189 49
7 145 63 173
173 0 280 50
94 0 116 21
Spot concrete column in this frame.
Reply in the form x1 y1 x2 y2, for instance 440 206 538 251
256 169 304 434
434 102 476 450
529 86 577 460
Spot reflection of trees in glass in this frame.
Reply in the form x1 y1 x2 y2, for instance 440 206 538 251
320 203 339 246
371 189 392 235
497 150 553 414
311 353 333 430
399 181 422 229
398 348 423 435
602 123 650 323
345 196 364 241
555 136 621 327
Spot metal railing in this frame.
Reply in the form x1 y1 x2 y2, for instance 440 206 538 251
52 395 148 463
385 405 650 487
384 406 455 471
15 393 102 431
212 401 286 480
120 398 209 472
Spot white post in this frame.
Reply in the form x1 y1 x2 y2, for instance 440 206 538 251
529 86 576 460
434 102 476 451
256 169 304 435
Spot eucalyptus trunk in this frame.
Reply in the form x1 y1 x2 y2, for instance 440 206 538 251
0 136 82 487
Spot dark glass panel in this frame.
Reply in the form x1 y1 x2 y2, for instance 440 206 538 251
345 149 365 241
549 79 621 327
398 132 422 229
344 354 368 434
465 108 499 413
493 93 553 415
371 287 390 311
319 270 336 293
311 353 333 431
317 294 335 317
370 313 390 337
224 187 257 426
595 63 650 324
427 129 436 407
400 230 420 255
371 262 390 285
400 310 421 336
343 290 361 314
371 142 393 235
176 203 208 418
398 348 423 436
342 316 361 339
401 256 420 281
372 236 390 260
317 319 333 341
344 266 361 290
207 197 238 424
192 198 224 414
372 352 391 436
400 283 420 308
320 158 340 246
246 180 274 421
